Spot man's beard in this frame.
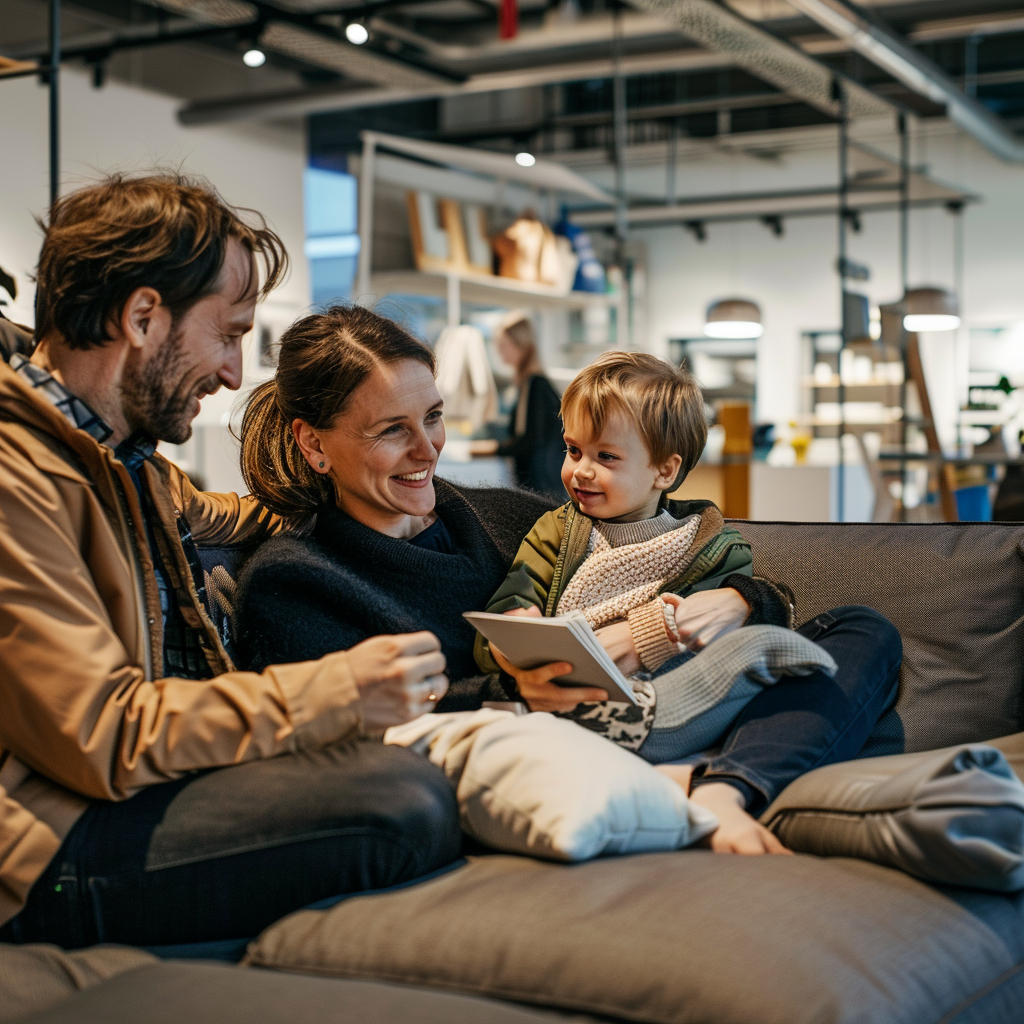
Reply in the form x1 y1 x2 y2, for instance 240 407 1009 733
121 336 218 445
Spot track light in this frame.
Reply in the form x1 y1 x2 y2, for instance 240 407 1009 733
345 22 369 44
243 48 266 67
515 152 536 167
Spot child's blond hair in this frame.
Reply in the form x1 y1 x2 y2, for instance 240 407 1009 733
560 351 707 487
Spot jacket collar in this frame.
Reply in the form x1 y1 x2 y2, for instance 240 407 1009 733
9 353 113 444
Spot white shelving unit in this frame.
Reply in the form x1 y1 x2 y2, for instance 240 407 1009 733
355 130 618 329
370 269 617 319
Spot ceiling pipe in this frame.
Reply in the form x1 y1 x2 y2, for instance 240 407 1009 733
783 0 1024 162
624 0 889 119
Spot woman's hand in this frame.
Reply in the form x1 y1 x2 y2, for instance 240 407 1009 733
663 589 750 652
490 646 606 712
346 631 449 733
594 620 641 677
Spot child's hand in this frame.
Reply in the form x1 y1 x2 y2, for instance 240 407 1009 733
504 606 543 618
594 620 641 677
490 646 606 712
662 590 750 651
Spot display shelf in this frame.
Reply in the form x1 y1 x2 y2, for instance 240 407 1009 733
369 270 615 311
802 376 904 388
959 409 1010 426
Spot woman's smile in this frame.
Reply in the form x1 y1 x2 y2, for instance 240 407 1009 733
393 468 433 486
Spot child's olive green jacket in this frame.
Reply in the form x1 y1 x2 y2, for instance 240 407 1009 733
474 498 754 674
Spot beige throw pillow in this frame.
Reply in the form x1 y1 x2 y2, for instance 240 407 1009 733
385 710 717 861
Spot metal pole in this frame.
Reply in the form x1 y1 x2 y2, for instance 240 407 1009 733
611 3 629 346
666 118 678 206
899 113 909 292
612 23 628 241
48 0 61 208
356 133 376 303
898 112 910 520
951 201 966 450
835 78 848 522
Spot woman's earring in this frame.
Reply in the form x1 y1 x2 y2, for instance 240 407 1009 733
318 461 326 470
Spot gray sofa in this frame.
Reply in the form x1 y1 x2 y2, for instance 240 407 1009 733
4 515 1024 1024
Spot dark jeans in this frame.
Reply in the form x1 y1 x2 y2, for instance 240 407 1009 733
690 605 903 815
0 741 461 950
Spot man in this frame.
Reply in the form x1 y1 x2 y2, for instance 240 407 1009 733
0 173 459 950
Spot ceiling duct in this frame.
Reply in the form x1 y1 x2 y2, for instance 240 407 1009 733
259 22 449 90
625 0 889 119
148 0 256 26
783 0 1024 162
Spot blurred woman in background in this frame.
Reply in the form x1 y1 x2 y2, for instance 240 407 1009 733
491 311 565 501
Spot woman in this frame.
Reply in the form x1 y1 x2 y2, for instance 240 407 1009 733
489 311 565 500
235 305 901 855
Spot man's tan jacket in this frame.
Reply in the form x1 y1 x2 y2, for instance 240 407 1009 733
0 360 363 926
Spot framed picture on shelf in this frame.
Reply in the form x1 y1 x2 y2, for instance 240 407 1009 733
406 191 467 274
461 203 492 275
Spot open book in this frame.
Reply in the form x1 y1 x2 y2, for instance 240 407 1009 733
464 611 639 706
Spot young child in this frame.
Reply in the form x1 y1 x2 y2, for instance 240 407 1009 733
475 351 831 761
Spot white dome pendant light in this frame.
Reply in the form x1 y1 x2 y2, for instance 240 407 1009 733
704 298 764 339
902 287 960 332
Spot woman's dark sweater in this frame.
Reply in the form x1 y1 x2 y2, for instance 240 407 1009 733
235 480 555 710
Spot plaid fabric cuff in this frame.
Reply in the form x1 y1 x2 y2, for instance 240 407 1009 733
628 599 682 673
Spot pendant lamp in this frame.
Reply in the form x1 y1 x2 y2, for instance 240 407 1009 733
704 298 763 339
902 287 960 333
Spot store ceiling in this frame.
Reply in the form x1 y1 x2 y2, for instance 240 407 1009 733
4 0 1024 163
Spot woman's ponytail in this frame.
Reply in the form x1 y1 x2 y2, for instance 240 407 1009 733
238 378 333 517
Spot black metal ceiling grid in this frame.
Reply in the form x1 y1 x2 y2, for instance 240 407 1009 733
5 0 1024 156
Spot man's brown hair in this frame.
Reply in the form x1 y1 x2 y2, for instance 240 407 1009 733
561 351 708 487
34 172 288 348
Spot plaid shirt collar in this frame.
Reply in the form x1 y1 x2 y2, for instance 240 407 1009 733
114 432 158 470
10 353 114 445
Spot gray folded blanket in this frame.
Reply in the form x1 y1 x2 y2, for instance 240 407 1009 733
640 625 837 763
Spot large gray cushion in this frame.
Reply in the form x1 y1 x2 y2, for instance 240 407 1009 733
733 521 1024 754
19 962 562 1024
0 943 156 1022
244 852 1024 1024
761 739 1024 890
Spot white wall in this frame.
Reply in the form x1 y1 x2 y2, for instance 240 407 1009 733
583 118 1024 441
0 67 310 489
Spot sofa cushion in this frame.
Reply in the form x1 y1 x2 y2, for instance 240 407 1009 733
244 852 1024 1024
384 710 717 860
732 521 1024 754
18 961 565 1024
0 943 156 1022
761 740 1024 890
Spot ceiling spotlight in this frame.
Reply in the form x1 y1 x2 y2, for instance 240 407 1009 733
704 298 764 339
345 22 369 44
902 287 960 333
515 152 536 167
243 48 266 67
